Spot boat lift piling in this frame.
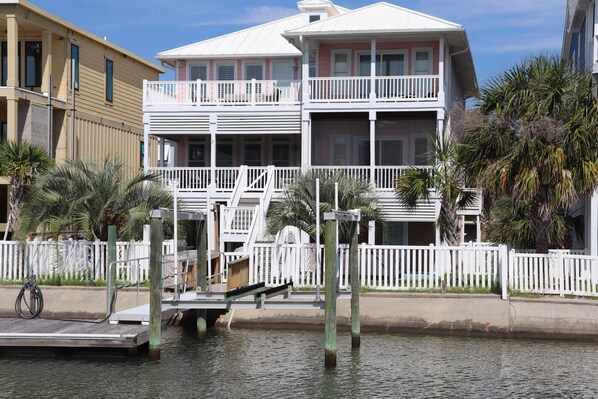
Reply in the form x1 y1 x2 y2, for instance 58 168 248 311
149 208 207 360
323 209 361 367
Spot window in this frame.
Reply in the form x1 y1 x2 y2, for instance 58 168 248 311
189 64 207 81
216 138 234 167
2 42 21 86
333 52 349 77
188 142 206 167
272 138 291 166
105 59 113 102
140 142 144 168
0 122 6 142
217 64 235 80
243 137 262 166
25 42 42 88
244 63 263 80
309 52 316 77
414 49 431 75
309 15 320 23
331 135 349 165
359 53 405 77
383 222 407 245
71 44 79 90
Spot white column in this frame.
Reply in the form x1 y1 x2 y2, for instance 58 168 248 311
41 29 52 95
6 14 18 142
435 200 441 245
437 110 445 141
210 114 217 184
368 220 376 245
370 37 376 102
143 114 150 172
301 114 310 171
159 137 165 167
302 39 310 104
589 193 598 256
476 215 481 243
369 110 376 187
438 36 446 107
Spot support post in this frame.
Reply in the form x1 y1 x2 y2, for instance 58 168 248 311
324 219 337 367
149 217 164 360
196 309 207 341
197 220 207 291
350 221 360 349
107 225 116 314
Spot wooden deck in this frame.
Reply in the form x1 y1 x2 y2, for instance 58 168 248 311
0 318 148 349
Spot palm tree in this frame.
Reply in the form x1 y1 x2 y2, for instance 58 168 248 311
19 158 173 241
461 55 598 252
266 171 383 242
0 140 52 240
395 135 475 246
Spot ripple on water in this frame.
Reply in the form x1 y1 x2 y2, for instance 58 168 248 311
1 328 598 398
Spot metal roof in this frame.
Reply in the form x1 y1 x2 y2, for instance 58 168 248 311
283 2 464 37
156 14 307 60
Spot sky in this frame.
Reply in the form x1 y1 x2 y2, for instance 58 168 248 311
27 0 567 87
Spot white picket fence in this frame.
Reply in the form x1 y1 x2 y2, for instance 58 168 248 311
3 239 598 298
247 243 504 292
0 240 176 282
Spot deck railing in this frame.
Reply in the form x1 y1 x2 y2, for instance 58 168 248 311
144 80 301 107
308 75 439 103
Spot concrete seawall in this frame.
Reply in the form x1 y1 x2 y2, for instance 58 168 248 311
2 286 598 340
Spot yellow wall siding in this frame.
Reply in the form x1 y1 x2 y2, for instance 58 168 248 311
68 33 158 128
74 113 158 176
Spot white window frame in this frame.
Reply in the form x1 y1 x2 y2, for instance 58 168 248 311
242 60 265 80
216 61 236 80
331 49 351 77
411 47 433 76
187 63 209 80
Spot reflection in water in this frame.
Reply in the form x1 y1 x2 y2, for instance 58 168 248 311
1 327 598 398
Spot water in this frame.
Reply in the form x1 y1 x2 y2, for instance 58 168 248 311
1 327 597 398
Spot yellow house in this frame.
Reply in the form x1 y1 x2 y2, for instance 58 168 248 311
0 0 163 235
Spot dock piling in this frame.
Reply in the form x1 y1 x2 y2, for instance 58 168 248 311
350 222 360 349
324 219 337 367
149 217 163 361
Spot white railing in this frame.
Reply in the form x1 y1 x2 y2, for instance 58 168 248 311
509 251 598 296
308 75 439 103
311 166 371 181
221 206 257 238
148 167 211 191
144 80 301 107
274 167 301 191
375 166 424 189
375 75 438 101
309 76 371 102
249 243 502 291
0 240 176 282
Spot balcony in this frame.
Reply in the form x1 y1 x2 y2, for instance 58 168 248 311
144 80 301 107
308 75 439 103
143 75 440 108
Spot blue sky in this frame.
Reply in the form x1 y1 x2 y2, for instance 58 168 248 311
28 0 566 87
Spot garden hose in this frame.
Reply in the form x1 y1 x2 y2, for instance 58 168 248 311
15 275 44 319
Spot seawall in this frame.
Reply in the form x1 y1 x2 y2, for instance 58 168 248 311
2 286 598 340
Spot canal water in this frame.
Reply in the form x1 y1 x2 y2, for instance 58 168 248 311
1 327 597 398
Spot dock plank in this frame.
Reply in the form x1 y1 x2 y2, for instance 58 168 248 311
0 318 148 349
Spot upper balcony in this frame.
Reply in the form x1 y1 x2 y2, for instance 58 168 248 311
143 74 439 109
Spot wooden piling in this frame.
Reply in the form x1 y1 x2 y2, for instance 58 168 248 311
197 309 207 341
149 217 163 361
324 219 337 367
350 222 360 349
197 220 207 292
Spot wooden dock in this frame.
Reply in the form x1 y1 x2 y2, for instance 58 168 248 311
0 318 148 350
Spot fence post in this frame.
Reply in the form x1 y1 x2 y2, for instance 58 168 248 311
499 244 509 300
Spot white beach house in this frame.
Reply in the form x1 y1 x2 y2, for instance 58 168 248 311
142 0 479 252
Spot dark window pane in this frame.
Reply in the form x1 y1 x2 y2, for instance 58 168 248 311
106 59 113 102
71 44 79 90
25 42 42 87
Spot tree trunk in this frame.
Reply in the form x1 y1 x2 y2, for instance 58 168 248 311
3 179 24 241
439 199 461 246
